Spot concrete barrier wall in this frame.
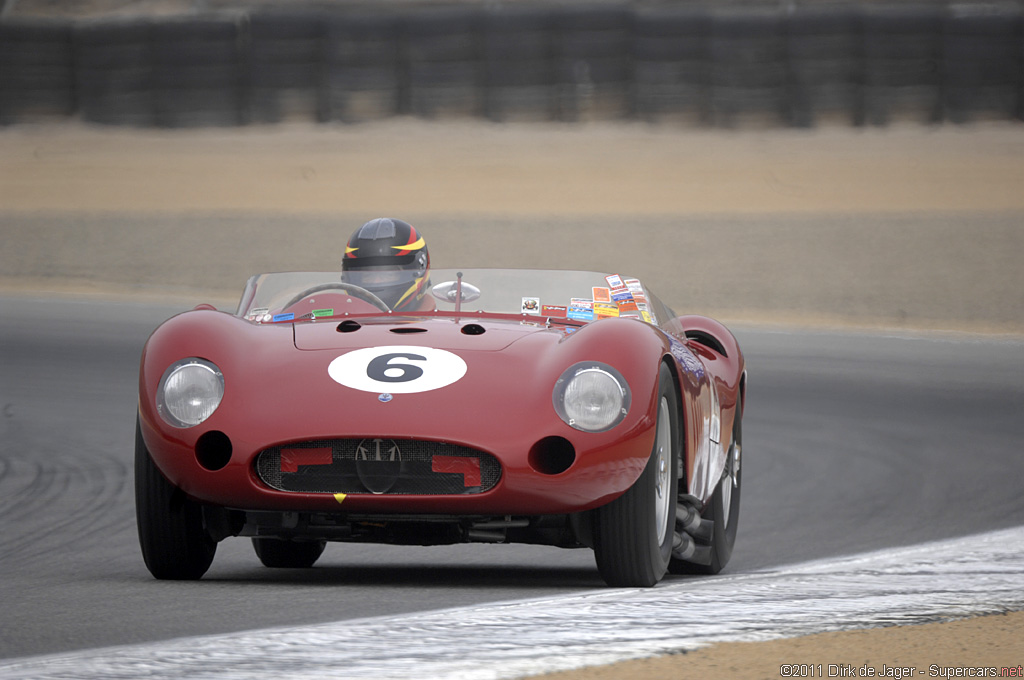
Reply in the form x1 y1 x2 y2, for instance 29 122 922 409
2 3 1023 127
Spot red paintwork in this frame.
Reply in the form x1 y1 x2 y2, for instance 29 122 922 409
139 304 744 517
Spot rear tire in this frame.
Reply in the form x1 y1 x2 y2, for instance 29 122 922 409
593 363 680 587
252 538 327 568
135 417 216 580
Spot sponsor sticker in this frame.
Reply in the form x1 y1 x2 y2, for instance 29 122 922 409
611 290 639 313
246 307 270 322
605 274 624 290
521 297 541 314
593 301 620 318
592 287 611 303
312 308 334 318
624 278 649 305
568 298 594 322
541 304 568 318
272 312 295 323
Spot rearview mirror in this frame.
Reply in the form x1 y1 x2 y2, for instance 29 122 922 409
431 280 481 304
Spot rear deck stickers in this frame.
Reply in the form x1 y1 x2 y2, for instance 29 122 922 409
329 346 468 394
521 297 541 315
568 298 594 322
593 301 619 319
605 274 658 325
541 304 568 318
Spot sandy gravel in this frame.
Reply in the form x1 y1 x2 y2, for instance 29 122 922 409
533 611 1024 680
2 120 1023 216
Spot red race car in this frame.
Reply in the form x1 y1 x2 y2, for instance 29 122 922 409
137 268 746 587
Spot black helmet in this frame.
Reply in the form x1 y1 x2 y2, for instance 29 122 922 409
342 218 430 312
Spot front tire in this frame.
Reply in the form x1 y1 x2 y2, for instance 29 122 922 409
252 538 327 568
135 417 216 580
670 398 742 575
593 363 680 587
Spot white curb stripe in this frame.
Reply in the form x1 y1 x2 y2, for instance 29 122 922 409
3 526 1024 680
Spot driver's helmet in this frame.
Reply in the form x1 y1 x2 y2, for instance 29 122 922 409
341 218 430 312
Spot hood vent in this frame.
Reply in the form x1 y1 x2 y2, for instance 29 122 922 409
390 327 427 334
336 320 361 333
461 324 486 336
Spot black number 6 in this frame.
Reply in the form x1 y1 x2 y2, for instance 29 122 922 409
366 353 426 383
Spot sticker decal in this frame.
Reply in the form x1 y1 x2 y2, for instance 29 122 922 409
312 308 334 318
541 304 568 318
669 336 706 379
593 301 619 318
521 297 540 314
246 307 270 322
592 287 611 303
328 346 468 394
272 312 295 323
568 298 594 322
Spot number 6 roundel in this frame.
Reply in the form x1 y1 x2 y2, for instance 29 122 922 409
328 346 468 394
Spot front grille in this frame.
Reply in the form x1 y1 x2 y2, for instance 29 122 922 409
256 439 501 495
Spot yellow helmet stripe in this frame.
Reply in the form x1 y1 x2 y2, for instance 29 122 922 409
394 276 424 308
392 236 426 252
345 246 358 254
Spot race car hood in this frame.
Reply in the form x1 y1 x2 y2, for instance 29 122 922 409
292 315 537 352
141 311 669 435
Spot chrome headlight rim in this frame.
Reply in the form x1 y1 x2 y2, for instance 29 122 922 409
156 358 225 429
553 361 631 433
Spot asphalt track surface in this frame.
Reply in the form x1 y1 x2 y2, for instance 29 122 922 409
1 294 1023 661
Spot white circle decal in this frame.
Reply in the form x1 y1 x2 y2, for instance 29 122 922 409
328 346 468 394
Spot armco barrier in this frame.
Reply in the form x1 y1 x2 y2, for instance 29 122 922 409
1 2 1022 128
74 20 154 126
633 7 711 124
0 19 75 124
786 6 862 126
322 13 402 123
942 4 1024 122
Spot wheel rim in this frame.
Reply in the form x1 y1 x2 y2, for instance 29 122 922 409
721 441 740 529
654 396 672 546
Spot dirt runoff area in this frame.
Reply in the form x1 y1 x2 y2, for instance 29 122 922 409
1 119 1023 673
533 610 1024 680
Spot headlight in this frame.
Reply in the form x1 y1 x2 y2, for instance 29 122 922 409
157 358 224 428
553 362 631 433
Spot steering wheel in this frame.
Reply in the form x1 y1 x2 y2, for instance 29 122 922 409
281 282 391 313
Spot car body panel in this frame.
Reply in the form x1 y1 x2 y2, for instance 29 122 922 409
140 269 745 525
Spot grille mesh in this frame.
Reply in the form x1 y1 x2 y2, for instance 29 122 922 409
256 439 501 495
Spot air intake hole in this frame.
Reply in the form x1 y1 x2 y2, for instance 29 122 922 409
528 436 575 475
336 320 361 333
196 430 232 471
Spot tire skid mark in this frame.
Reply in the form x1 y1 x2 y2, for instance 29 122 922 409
1 526 1022 680
0 450 130 567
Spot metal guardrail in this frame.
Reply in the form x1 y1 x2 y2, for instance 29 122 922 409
1 3 1022 127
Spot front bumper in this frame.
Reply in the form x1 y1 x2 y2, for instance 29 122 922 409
139 409 656 517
